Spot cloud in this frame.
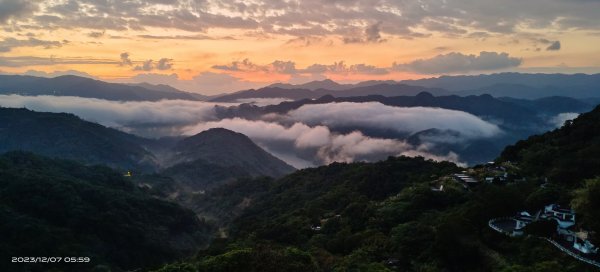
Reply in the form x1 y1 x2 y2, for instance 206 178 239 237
1 0 600 40
134 60 154 71
156 58 173 70
0 37 64 52
212 58 262 72
0 0 37 23
547 41 561 51
138 34 236 40
550 112 579 127
285 102 502 139
183 118 462 166
87 31 105 38
392 51 522 74
0 56 118 67
343 22 386 44
213 59 390 76
133 58 173 71
119 52 133 66
0 95 486 167
0 95 221 136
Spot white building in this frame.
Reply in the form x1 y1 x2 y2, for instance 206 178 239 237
543 204 576 229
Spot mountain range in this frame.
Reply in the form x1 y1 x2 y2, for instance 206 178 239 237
213 73 600 102
2 73 600 103
4 82 600 271
210 84 450 102
214 92 596 165
0 75 206 101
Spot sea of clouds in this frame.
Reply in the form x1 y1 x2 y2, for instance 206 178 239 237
0 94 525 168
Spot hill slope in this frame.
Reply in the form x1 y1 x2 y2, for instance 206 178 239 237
499 104 600 183
0 152 213 272
0 107 157 171
156 155 595 271
163 128 295 189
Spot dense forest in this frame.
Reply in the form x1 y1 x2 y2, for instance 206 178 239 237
499 103 600 184
0 152 214 272
153 161 592 271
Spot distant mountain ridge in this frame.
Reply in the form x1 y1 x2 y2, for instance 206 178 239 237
215 73 600 102
0 75 203 101
210 84 449 102
216 92 595 127
401 73 600 99
214 92 596 165
267 79 399 91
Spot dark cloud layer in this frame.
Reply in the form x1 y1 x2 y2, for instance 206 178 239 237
0 0 37 23
2 0 599 40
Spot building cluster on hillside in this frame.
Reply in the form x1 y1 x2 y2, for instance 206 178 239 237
431 162 527 192
490 204 598 256
451 171 479 189
310 214 341 231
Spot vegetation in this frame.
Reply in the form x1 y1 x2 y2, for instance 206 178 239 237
0 107 157 171
499 105 600 184
0 152 214 272
6 105 600 271
154 155 596 271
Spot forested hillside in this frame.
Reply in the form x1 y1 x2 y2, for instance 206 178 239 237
0 108 157 171
0 152 214 272
155 156 596 271
499 104 600 184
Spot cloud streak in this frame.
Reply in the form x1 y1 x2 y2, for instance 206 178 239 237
0 95 220 135
392 51 522 74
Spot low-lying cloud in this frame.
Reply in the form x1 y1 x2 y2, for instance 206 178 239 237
183 118 462 167
0 95 220 135
285 102 501 139
0 95 504 167
550 112 579 127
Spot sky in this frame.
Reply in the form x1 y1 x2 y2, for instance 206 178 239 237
1 0 600 95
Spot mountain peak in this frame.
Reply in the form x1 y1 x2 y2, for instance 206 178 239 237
179 128 252 147
169 128 295 182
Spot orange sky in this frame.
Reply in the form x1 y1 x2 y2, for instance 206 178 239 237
1 0 600 94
